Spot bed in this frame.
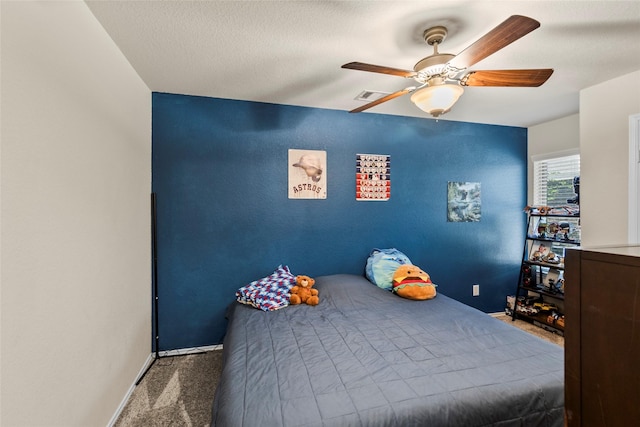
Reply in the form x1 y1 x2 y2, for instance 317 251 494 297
211 274 564 426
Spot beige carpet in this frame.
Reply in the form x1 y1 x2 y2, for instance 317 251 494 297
115 351 223 427
493 313 564 346
115 316 562 426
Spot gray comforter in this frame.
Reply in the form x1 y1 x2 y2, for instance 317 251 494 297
211 274 564 426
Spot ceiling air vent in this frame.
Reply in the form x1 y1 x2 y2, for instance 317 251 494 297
354 90 389 102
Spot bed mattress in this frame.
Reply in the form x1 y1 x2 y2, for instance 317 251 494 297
211 274 564 426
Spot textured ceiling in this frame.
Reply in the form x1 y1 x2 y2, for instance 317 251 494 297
86 1 640 127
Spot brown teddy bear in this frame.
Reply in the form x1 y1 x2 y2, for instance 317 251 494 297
289 275 319 306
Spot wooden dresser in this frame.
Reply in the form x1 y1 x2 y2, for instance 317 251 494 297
564 245 640 426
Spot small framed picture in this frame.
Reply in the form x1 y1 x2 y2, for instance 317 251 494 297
288 149 327 199
447 182 481 222
530 242 550 261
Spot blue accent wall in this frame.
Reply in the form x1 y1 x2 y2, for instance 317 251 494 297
152 92 527 351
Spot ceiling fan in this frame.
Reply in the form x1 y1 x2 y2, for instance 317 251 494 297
342 15 553 118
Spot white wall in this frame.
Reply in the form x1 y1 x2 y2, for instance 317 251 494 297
1 2 151 426
580 70 640 246
527 113 580 204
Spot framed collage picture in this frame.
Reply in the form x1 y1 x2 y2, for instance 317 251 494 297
356 154 390 201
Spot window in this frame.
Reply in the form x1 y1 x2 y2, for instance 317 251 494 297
533 153 580 207
532 151 581 265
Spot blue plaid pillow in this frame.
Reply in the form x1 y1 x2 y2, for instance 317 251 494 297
236 265 296 311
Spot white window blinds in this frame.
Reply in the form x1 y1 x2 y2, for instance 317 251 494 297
533 154 580 206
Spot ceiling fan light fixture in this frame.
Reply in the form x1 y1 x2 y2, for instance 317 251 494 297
410 84 464 118
342 16 548 115
414 53 455 78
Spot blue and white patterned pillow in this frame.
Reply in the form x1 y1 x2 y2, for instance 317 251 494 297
365 248 412 291
236 265 296 311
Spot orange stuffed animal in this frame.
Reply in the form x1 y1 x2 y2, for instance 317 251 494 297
289 275 319 306
392 264 437 300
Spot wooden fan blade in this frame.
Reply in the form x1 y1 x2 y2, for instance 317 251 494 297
462 69 554 87
349 88 415 113
448 15 541 70
342 62 416 78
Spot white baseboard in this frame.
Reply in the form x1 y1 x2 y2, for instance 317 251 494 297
106 344 223 427
488 312 507 317
158 344 223 357
107 352 154 427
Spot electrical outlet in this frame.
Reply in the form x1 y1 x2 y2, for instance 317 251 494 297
472 284 480 296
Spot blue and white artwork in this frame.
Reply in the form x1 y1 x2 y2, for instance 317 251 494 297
447 182 481 222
